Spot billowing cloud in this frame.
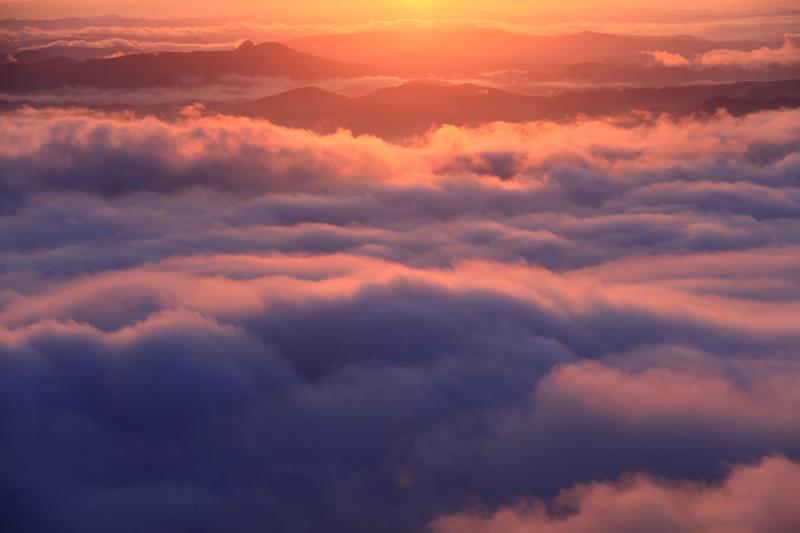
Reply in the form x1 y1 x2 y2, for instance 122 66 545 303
2 106 799 198
430 455 800 533
1 106 799 531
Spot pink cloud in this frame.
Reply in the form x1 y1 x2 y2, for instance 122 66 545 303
700 34 800 68
3 106 799 197
3 250 800 347
536 361 800 435
430 455 800 533
645 50 690 67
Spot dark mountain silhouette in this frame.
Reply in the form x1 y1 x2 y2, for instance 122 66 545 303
0 41 379 92
286 28 771 74
1 31 789 94
0 49 64 65
231 86 352 130
531 61 800 85
4 79 798 140
214 79 800 138
6 46 118 63
699 95 800 116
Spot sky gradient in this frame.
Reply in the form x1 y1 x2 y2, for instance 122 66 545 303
0 0 780 21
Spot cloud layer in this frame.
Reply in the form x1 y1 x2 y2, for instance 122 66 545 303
1 107 799 532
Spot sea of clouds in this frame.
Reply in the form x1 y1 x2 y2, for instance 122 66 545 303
1 107 799 532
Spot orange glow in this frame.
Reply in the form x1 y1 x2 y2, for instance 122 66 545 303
0 0 769 21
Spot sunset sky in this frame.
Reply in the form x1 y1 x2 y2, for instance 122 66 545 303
1 1 799 532
0 0 778 20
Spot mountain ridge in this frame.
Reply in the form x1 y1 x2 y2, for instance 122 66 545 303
4 78 798 140
0 41 379 92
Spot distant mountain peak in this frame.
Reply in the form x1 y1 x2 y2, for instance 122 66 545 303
0 41 378 91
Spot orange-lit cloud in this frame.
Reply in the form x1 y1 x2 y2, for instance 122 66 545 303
646 49 691 67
